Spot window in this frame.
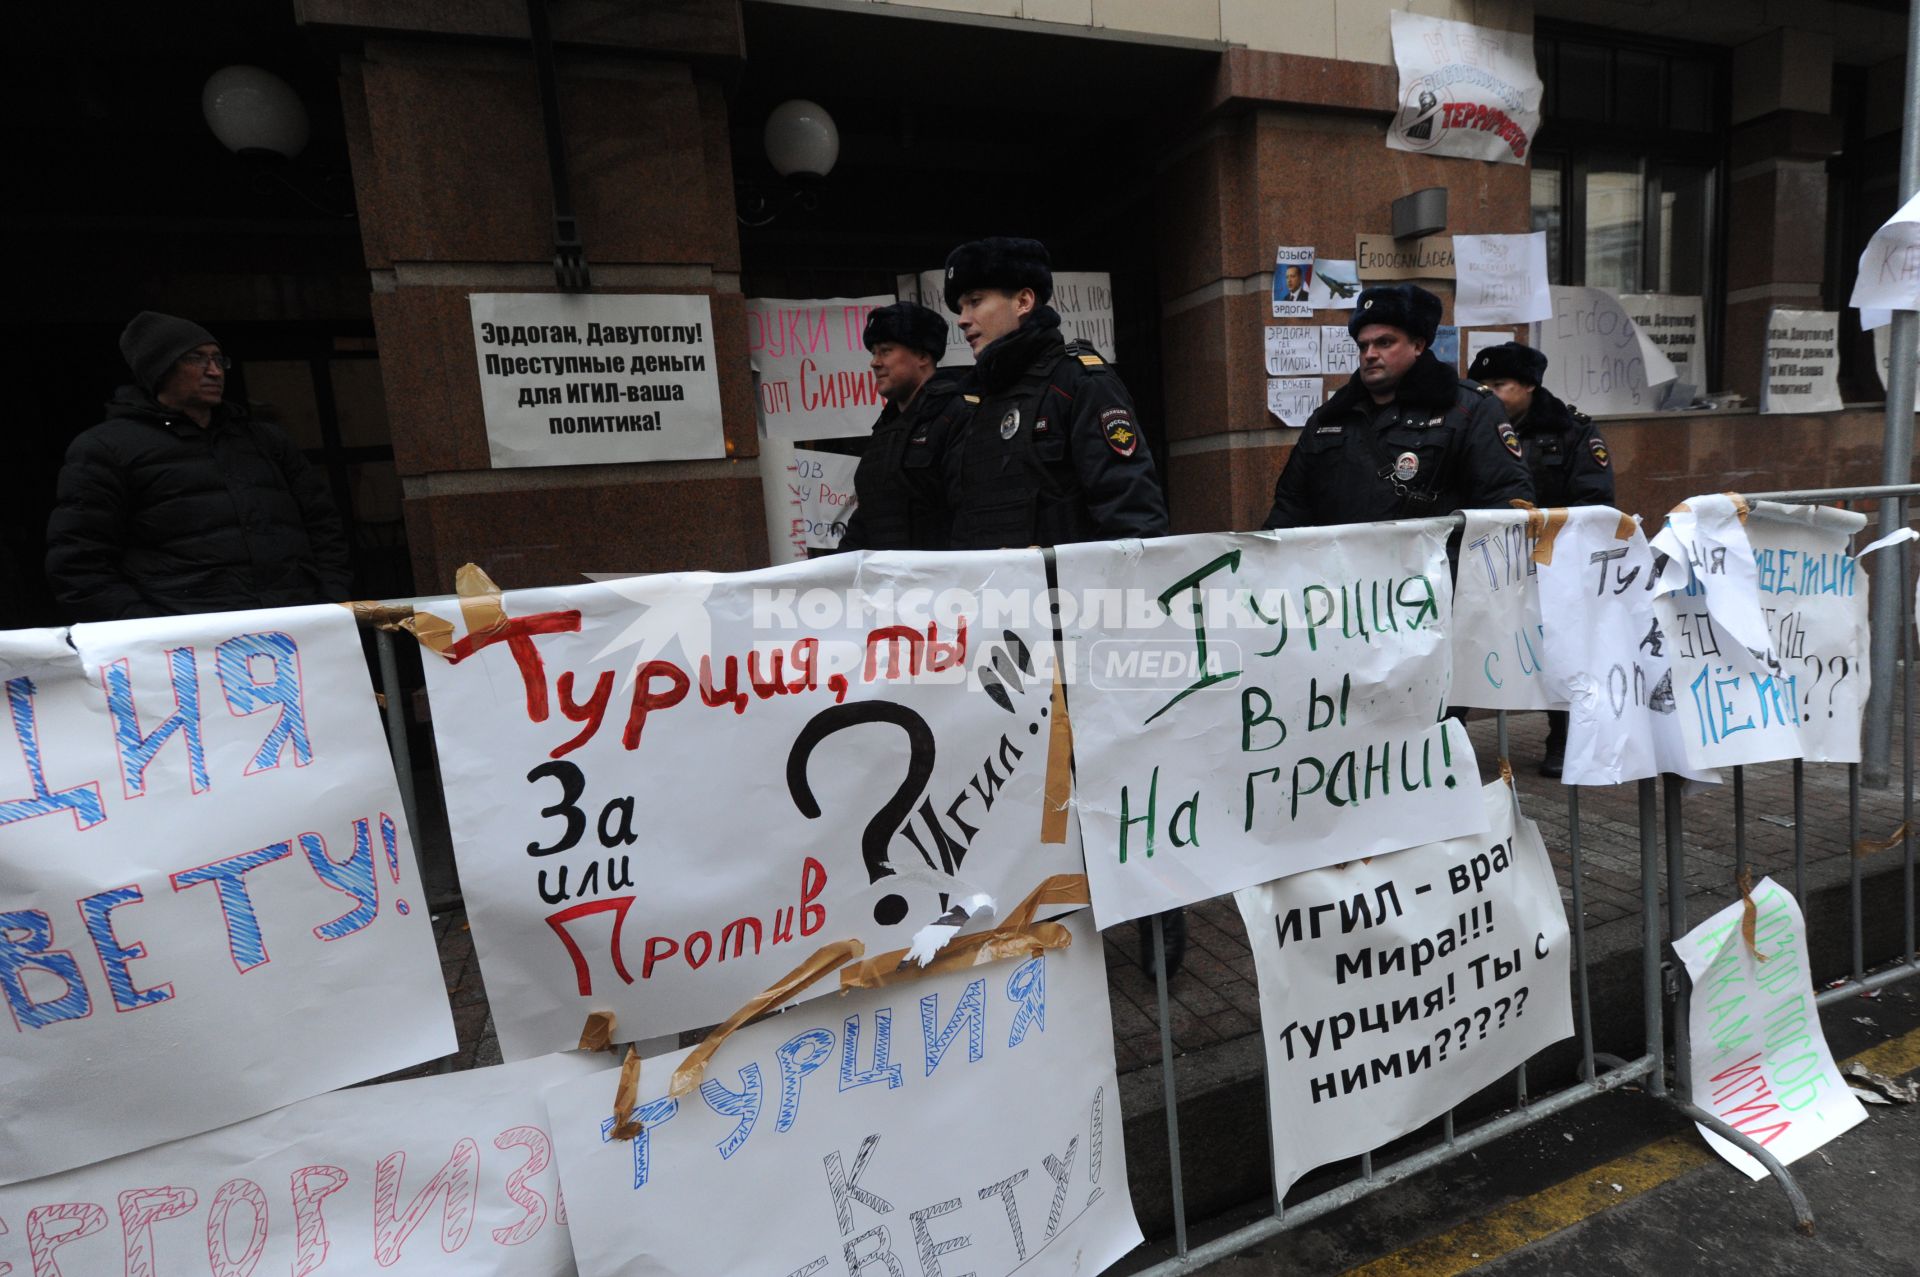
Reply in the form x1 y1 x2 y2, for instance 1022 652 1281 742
1532 26 1728 389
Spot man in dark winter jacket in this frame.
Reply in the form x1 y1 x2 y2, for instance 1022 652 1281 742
45 312 352 621
940 237 1167 551
837 302 968 552
1466 340 1616 777
941 237 1183 976
1264 284 1533 529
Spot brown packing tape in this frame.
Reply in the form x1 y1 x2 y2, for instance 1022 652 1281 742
668 938 866 1101
1852 821 1911 859
1723 492 1750 524
578 1010 617 1052
608 1046 644 1140
1736 870 1769 963
338 599 418 629
1498 756 1514 788
841 873 1091 992
1041 667 1074 844
1508 500 1568 566
1614 511 1637 542
401 562 504 658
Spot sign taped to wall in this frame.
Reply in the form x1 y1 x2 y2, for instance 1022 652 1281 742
1386 12 1542 166
748 296 891 442
0 607 455 1185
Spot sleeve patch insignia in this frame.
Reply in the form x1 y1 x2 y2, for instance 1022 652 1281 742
1498 422 1523 458
1102 411 1139 457
1590 436 1610 468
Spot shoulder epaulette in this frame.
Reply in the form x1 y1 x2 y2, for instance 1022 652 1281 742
963 394 980 404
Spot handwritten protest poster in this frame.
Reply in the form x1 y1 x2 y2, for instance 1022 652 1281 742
1538 287 1675 416
547 910 1141 1277
1618 293 1705 399
1310 260 1360 310
1273 247 1317 319
1386 12 1542 165
1322 326 1360 376
1266 326 1322 375
1653 498 1870 767
0 607 454 1185
1054 524 1486 928
789 448 861 552
1759 309 1843 414
1674 877 1867 1179
1267 377 1323 428
419 552 1074 1057
748 296 890 442
1452 234 1551 326
0 1052 609 1274
1848 190 1920 315
469 293 725 468
1535 508 1715 786
1450 510 1560 712
1237 780 1571 1198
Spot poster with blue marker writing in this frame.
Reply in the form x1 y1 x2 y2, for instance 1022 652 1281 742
0 1051 608 1275
0 607 454 1185
1449 509 1564 712
546 910 1141 1277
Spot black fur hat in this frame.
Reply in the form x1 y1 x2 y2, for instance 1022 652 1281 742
1467 340 1548 386
942 237 1053 311
1348 283 1443 346
862 302 948 360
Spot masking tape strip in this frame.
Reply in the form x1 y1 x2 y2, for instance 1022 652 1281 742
1736 870 1768 962
1852 821 1911 859
1498 756 1514 788
668 937 865 1101
339 599 418 629
608 1046 644 1140
1041 668 1074 845
1723 492 1750 524
1614 511 1637 542
840 873 1091 992
578 1010 616 1053
400 562 503 658
1510 500 1570 566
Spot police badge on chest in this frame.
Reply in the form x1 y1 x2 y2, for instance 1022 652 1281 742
999 408 1021 440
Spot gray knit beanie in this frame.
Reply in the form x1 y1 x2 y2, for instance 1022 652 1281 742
120 311 219 391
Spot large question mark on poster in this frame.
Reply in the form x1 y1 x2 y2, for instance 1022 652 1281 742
786 701 935 926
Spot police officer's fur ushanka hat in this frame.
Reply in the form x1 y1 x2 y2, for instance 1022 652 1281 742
1348 284 1443 347
1467 341 1549 387
942 237 1053 312
862 302 948 360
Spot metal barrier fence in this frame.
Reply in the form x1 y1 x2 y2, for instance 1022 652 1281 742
352 489 1920 1273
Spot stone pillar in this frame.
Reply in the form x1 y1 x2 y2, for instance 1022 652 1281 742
1722 28 1842 404
300 0 766 592
1155 50 1532 534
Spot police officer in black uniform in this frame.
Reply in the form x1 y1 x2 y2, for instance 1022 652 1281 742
940 237 1167 550
1466 340 1616 777
837 302 966 552
1264 283 1532 529
940 236 1183 976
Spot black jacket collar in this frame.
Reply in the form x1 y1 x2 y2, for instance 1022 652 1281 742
1326 350 1459 418
970 306 1064 393
105 385 243 436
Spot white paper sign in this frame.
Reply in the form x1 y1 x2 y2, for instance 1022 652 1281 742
1451 510 1560 711
789 448 862 551
1760 309 1843 414
1273 247 1317 319
1871 320 1920 404
1654 499 1870 767
1674 877 1868 1178
1054 525 1487 928
1535 508 1715 786
1267 377 1323 428
1538 287 1676 416
1618 293 1705 392
0 607 455 1185
1266 326 1323 375
1309 259 1361 310
547 910 1142 1277
902 271 1117 365
0 1052 608 1275
747 297 890 442
1452 233 1551 326
1237 780 1572 1198
420 552 1076 1057
1848 190 1920 315
469 293 725 468
1386 12 1542 166
1322 326 1360 376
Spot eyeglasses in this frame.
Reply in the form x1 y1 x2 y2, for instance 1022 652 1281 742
178 352 232 371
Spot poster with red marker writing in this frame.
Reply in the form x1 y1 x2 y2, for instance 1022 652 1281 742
419 551 1071 1058
0 1051 608 1275
0 608 454 1185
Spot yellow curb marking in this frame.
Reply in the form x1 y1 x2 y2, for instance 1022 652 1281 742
1343 1017 1920 1277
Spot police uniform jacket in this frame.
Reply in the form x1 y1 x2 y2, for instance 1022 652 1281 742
1516 384 1614 508
1263 350 1533 529
837 372 968 552
944 310 1168 550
